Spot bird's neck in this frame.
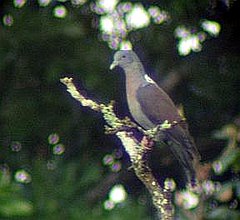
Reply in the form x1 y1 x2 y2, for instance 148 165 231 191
124 62 146 84
124 63 146 102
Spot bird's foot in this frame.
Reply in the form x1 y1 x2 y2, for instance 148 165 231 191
104 117 145 135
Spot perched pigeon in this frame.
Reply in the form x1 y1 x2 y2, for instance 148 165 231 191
110 50 200 186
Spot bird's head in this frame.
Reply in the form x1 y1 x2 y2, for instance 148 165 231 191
110 50 140 70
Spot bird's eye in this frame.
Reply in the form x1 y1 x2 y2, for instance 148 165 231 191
122 55 126 58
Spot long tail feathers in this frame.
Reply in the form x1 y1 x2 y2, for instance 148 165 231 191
164 126 200 188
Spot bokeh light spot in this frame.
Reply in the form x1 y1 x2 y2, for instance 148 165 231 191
38 0 52 7
117 2 132 13
201 20 221 37
53 143 65 155
109 38 119 50
10 141 22 152
3 14 14 26
15 169 31 184
100 15 114 34
202 180 215 195
13 0 26 8
175 26 190 38
48 133 60 145
148 6 168 24
109 184 127 204
198 32 207 42
178 35 202 56
126 4 150 29
175 25 210 56
182 191 199 209
212 161 223 174
103 200 115 210
178 38 191 56
176 190 199 209
148 6 160 18
71 0 87 6
119 40 132 50
97 0 119 13
164 178 176 191
53 5 68 18
110 162 122 172
103 154 114 165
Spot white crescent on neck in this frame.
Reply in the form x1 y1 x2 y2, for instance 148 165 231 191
144 74 156 84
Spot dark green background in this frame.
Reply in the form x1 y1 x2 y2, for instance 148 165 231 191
0 0 240 219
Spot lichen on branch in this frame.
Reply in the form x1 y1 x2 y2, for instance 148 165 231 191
60 77 174 220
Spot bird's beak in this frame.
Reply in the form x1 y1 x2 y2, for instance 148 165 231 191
110 60 118 70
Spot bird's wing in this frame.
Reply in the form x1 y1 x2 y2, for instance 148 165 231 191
136 83 184 126
136 82 200 185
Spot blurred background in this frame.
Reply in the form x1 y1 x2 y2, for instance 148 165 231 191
0 0 240 219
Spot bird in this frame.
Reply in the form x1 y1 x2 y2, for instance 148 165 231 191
110 50 201 187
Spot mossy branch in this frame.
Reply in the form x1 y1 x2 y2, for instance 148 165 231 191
60 77 174 220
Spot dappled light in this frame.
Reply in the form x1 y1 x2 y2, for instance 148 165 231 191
10 141 22 152
201 20 221 37
202 180 217 195
13 0 26 8
212 161 223 174
2 14 14 26
0 0 240 219
103 184 127 210
38 0 52 7
108 184 127 203
175 190 199 209
2 0 220 55
97 0 119 13
119 40 132 50
110 161 121 172
102 150 122 172
53 143 65 155
15 170 31 184
71 0 87 6
164 178 176 192
48 133 60 145
125 4 150 29
53 5 68 18
175 20 221 56
94 2 169 50
103 200 115 210
103 154 114 165
148 6 169 25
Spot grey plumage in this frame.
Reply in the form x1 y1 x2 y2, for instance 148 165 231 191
110 50 200 186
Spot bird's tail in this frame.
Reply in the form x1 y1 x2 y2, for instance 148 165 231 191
164 126 200 188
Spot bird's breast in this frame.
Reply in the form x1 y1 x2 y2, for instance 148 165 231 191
126 77 155 129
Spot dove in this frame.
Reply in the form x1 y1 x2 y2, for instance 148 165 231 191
110 50 200 186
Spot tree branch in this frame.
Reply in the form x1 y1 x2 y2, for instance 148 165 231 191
60 77 174 220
